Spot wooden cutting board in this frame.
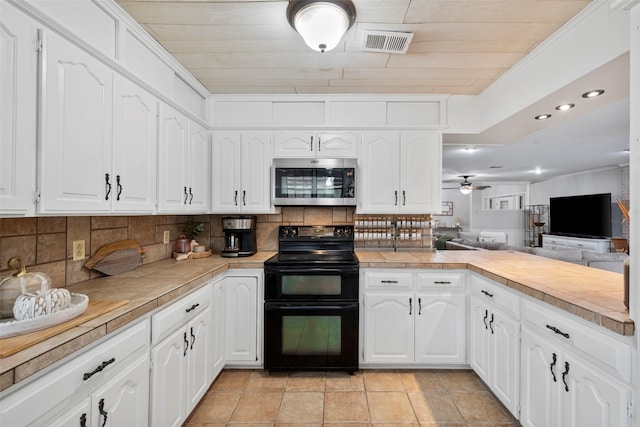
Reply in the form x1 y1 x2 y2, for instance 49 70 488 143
0 299 129 358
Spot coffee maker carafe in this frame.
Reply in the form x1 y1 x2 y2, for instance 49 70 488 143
222 216 257 257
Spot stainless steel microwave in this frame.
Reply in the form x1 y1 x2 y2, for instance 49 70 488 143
272 158 356 206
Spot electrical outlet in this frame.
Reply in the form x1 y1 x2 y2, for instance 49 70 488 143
163 230 170 244
72 240 85 261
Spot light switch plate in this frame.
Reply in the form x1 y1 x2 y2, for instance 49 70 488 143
73 240 85 261
163 230 170 244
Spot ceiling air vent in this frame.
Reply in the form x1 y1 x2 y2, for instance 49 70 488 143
361 30 414 54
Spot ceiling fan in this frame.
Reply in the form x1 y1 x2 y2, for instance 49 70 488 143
443 175 492 195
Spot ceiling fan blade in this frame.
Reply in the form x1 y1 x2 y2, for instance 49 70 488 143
471 185 491 190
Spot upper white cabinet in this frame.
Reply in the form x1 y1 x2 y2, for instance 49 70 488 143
157 104 210 213
0 3 38 216
273 131 358 158
38 30 113 213
359 132 441 214
212 132 272 213
37 31 159 214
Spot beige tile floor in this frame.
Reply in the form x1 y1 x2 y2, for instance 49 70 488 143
183 369 520 427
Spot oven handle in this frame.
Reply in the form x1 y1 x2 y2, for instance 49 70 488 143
265 302 358 310
265 267 359 275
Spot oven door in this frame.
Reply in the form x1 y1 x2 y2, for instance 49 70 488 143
264 266 358 301
264 301 358 371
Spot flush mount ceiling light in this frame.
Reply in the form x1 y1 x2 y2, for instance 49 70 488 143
582 89 605 98
459 184 473 195
535 114 552 120
555 103 575 111
287 0 356 53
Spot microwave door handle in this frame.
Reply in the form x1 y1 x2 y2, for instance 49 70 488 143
265 303 358 311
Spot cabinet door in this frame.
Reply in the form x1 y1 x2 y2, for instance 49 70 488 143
363 293 413 364
187 120 210 212
520 327 561 427
157 104 188 212
39 31 112 213
47 397 91 427
185 307 212 414
414 292 466 364
91 354 149 427
240 132 271 212
359 133 400 213
151 328 187 427
112 76 157 213
490 308 520 416
273 131 314 157
561 354 631 427
469 296 490 382
211 132 241 212
317 132 358 158
0 3 37 216
225 276 258 362
211 281 226 379
399 132 441 213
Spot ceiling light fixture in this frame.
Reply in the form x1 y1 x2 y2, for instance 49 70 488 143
582 89 605 98
555 103 575 111
287 0 356 53
535 114 552 120
459 185 473 195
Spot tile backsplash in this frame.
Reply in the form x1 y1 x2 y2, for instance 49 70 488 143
0 207 354 288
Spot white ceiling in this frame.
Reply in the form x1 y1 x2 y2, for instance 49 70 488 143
116 0 630 185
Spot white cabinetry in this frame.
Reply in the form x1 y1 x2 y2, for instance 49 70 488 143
519 299 632 427
273 131 358 158
0 3 38 216
541 234 610 254
212 132 272 213
150 283 213 427
158 104 210 213
469 274 520 417
0 320 150 427
211 278 226 379
224 273 262 365
362 269 466 365
359 132 441 214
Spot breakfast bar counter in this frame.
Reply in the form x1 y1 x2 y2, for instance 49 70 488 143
0 249 633 392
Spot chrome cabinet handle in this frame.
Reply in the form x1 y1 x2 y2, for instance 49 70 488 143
98 398 108 427
234 190 238 206
394 190 398 206
116 175 122 201
184 186 188 204
183 331 189 356
105 173 111 200
83 358 116 381
409 297 412 315
489 313 494 334
561 361 570 392
550 353 557 382
483 309 489 329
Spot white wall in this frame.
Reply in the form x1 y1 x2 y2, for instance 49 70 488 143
529 166 623 204
438 189 471 229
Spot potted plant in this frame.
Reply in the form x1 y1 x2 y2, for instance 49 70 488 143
182 220 204 240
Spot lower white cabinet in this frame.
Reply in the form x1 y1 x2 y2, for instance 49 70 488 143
362 269 466 365
150 283 213 427
469 278 520 417
520 326 631 427
0 319 150 427
211 278 226 379
225 274 260 364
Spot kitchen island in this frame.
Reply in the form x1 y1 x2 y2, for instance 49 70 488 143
0 250 632 393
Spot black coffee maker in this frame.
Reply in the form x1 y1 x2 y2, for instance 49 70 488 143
221 216 257 257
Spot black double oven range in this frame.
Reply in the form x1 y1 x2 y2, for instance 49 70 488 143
264 225 359 373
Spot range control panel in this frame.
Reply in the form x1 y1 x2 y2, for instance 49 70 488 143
279 226 353 240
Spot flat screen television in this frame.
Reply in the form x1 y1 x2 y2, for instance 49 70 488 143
549 193 612 239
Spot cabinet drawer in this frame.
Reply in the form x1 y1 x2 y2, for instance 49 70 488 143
152 282 212 344
364 270 413 290
416 272 465 290
521 299 631 381
470 274 519 319
0 319 149 427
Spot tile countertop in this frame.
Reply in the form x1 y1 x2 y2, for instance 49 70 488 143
0 250 633 392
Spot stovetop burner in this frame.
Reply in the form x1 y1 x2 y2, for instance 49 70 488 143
265 251 358 265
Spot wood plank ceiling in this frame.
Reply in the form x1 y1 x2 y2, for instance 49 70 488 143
116 0 591 95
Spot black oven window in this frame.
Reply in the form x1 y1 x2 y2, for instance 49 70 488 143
282 315 341 355
281 275 341 295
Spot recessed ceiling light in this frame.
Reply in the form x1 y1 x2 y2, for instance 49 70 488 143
535 114 552 120
582 89 605 98
555 103 575 111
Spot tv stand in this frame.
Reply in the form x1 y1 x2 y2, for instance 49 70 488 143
541 234 611 254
